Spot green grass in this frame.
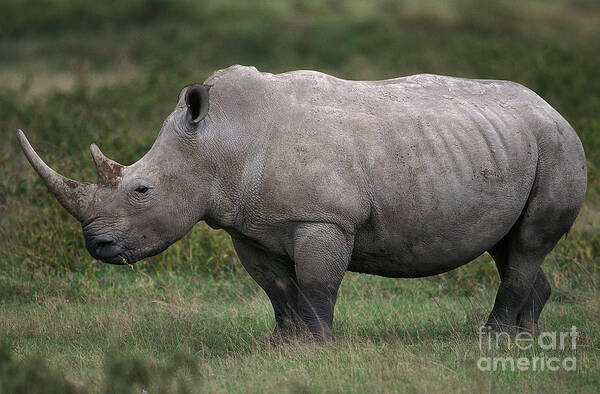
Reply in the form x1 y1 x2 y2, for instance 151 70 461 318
0 0 599 392
2 272 599 392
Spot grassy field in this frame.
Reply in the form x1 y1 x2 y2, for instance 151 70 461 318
1 0 599 392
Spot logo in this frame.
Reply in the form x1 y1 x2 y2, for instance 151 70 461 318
477 326 578 371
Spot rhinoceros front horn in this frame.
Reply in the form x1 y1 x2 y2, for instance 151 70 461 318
16 129 97 223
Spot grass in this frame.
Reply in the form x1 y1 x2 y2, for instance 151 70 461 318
2 272 599 392
0 0 599 392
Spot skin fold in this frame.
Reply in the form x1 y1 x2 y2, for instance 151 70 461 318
18 65 587 342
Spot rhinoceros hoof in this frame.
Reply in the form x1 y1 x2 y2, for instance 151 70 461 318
483 322 518 336
260 329 302 348
517 320 540 336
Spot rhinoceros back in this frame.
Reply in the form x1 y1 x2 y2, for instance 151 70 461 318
205 66 586 277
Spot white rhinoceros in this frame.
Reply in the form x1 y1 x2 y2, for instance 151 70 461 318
18 65 587 341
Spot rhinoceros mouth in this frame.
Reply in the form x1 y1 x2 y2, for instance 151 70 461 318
100 255 129 265
88 243 127 265
95 243 122 260
83 228 127 265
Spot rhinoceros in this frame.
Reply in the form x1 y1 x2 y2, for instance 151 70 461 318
18 65 587 342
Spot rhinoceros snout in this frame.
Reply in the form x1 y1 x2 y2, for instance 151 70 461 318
84 234 126 264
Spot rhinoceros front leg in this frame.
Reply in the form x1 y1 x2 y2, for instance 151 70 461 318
231 236 303 343
292 223 354 342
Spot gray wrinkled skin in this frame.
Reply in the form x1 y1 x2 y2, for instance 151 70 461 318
18 65 587 342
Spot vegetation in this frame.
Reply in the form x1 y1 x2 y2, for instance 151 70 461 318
0 0 598 392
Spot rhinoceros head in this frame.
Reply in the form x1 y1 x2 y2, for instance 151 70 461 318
17 84 213 264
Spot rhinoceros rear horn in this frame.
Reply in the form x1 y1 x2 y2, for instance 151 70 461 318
185 84 210 124
90 143 125 185
16 129 96 223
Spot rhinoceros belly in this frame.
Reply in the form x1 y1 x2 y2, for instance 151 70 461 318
349 99 538 278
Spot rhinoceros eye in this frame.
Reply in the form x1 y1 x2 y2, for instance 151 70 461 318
135 186 149 194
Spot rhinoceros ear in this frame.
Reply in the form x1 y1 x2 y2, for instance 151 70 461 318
185 84 211 125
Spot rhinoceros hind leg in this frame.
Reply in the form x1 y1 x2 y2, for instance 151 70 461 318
485 251 544 334
516 269 551 334
488 240 550 334
485 135 585 334
485 205 568 334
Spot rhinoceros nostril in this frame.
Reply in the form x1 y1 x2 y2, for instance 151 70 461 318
92 239 122 261
95 239 112 248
